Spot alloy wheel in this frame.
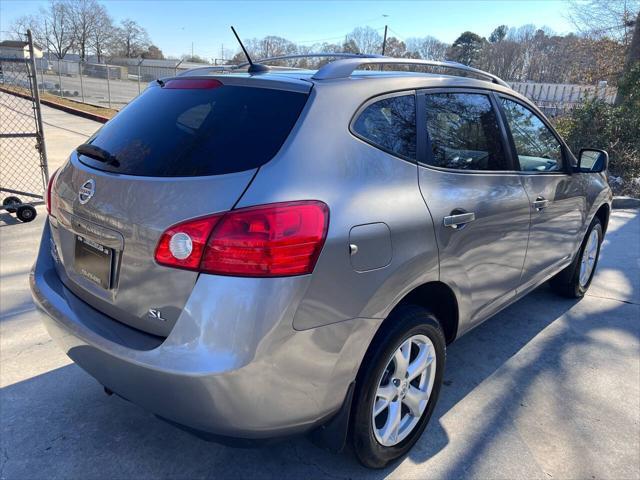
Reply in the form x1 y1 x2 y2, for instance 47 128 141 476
372 334 437 447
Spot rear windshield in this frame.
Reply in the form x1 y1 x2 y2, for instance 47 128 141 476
78 82 309 177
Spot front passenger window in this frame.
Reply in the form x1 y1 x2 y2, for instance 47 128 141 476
500 98 563 172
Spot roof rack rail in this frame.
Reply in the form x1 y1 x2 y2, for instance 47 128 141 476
176 54 510 89
312 57 510 88
177 53 379 77
233 52 382 69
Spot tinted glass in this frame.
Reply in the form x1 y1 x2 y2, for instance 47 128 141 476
500 98 563 172
352 94 416 160
78 84 308 177
424 93 509 171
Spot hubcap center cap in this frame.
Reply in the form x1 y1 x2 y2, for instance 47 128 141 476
398 379 408 398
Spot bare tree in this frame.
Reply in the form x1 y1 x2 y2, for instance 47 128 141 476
8 14 47 47
90 4 114 62
257 36 297 59
627 11 640 64
481 37 525 80
568 0 640 46
346 26 383 54
406 36 449 60
616 11 640 103
114 19 150 58
382 37 406 57
69 0 101 61
41 0 75 59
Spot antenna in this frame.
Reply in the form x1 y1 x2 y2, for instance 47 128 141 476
230 26 269 74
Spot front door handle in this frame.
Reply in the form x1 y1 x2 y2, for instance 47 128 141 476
532 196 549 212
444 211 476 229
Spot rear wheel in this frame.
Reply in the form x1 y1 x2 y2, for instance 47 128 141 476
550 217 602 298
351 305 445 469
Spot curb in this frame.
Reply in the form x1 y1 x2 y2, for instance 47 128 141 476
612 196 640 209
38 98 110 123
0 86 110 124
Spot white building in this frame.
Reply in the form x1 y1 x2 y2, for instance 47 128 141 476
0 40 44 59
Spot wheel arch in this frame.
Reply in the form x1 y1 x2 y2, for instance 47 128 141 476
594 202 610 234
359 280 460 351
390 281 459 344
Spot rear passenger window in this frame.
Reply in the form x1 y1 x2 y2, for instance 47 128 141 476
424 93 509 171
352 94 416 160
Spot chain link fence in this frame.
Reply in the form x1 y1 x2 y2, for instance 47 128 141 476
0 31 48 223
27 56 619 116
32 57 232 110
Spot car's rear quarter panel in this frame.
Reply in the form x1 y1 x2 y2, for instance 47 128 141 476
236 78 441 331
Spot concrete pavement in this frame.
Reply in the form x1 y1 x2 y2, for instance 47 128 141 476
0 99 100 203
0 108 639 479
40 104 103 172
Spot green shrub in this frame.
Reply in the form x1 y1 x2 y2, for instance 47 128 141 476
553 63 640 197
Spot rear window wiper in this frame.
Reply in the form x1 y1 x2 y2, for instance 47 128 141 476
76 143 120 167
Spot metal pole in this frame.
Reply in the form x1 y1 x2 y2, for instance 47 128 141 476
57 58 63 97
137 58 143 94
105 61 111 108
27 29 49 183
37 57 45 96
380 25 388 71
381 25 388 55
79 60 85 103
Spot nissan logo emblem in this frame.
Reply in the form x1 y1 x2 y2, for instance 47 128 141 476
78 179 95 204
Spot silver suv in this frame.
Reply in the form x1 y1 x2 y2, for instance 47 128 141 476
31 55 612 468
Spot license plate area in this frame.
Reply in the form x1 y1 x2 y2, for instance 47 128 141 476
74 234 114 289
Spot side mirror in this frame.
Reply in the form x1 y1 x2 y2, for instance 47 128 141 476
577 149 608 173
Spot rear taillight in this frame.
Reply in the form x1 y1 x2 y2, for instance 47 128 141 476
46 169 59 216
154 214 223 270
154 201 329 277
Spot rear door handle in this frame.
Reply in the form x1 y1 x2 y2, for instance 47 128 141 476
532 196 549 212
443 211 476 229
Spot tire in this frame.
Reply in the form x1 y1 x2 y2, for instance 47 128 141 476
16 204 37 223
3 196 22 214
351 305 446 469
550 217 602 298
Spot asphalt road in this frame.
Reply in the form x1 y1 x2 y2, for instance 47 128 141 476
0 107 639 479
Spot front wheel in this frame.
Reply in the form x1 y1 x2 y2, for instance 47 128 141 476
351 305 446 469
550 217 603 298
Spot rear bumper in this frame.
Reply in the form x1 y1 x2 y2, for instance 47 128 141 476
30 220 380 439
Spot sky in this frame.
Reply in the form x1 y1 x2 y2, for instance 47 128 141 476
0 0 576 59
